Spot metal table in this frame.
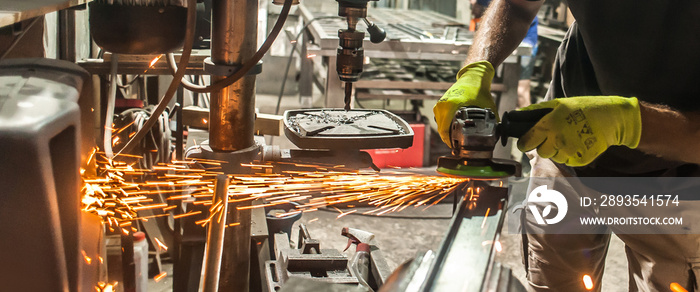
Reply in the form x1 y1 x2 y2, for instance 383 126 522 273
297 5 532 111
0 0 89 27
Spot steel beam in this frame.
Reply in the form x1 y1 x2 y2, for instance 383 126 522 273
202 175 230 292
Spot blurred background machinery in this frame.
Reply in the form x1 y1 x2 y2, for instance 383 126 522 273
0 0 575 291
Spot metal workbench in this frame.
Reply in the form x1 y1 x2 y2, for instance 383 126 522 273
297 5 532 112
0 0 89 27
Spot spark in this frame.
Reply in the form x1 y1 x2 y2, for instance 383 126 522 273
149 55 163 68
133 203 168 211
481 208 490 229
167 194 192 200
155 237 168 251
112 120 135 135
95 282 117 292
582 275 593 290
173 211 202 219
308 218 319 223
671 283 688 292
87 147 97 165
81 153 468 231
154 271 167 282
82 250 92 265
337 209 357 219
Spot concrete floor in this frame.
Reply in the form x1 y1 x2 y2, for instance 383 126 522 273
147 91 630 291
285 179 630 292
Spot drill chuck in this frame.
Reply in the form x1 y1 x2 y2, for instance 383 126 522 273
337 30 365 82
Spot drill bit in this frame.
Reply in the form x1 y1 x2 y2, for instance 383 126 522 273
344 82 352 111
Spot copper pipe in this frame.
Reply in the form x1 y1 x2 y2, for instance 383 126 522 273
209 0 258 152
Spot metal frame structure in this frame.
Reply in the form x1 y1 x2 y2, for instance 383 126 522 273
296 5 531 108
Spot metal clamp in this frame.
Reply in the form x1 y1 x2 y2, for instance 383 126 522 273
203 57 263 76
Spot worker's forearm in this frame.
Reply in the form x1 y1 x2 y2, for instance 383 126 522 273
637 102 700 164
466 0 541 67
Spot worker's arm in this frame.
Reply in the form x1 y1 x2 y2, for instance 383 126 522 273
433 0 542 145
465 0 542 67
517 97 700 166
637 102 700 164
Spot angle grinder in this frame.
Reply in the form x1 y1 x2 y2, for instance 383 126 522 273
436 107 551 178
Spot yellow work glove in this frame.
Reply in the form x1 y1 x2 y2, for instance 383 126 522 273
433 61 498 145
517 96 642 167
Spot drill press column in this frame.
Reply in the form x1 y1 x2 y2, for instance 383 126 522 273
210 0 258 152
208 1 257 291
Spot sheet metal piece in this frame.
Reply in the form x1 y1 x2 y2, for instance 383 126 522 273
201 175 229 292
284 109 413 150
419 180 508 292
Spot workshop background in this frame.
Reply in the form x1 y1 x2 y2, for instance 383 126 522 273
0 0 628 291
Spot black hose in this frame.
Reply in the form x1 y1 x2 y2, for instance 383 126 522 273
275 16 342 114
116 0 197 158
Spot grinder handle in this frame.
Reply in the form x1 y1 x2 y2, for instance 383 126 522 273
500 108 553 146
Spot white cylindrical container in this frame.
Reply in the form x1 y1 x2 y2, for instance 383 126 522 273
133 232 149 292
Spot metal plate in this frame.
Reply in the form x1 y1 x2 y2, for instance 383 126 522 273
283 109 414 150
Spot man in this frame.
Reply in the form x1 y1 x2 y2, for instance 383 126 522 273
470 0 538 110
433 1 700 291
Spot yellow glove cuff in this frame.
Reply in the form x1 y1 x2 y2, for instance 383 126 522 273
456 60 495 81
621 97 642 149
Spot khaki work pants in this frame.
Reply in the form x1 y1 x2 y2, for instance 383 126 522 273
523 154 700 292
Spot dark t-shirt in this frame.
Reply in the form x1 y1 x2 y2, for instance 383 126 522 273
546 1 700 177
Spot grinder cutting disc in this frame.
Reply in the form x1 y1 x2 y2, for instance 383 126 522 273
436 155 520 178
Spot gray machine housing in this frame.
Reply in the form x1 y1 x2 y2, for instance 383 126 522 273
0 58 91 292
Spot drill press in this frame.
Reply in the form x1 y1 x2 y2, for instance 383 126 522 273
278 1 408 168
335 0 385 110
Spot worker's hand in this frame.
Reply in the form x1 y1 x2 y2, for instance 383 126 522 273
433 61 497 145
517 96 642 167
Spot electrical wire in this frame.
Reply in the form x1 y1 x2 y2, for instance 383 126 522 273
0 17 40 61
116 0 197 157
165 0 294 93
113 107 171 169
96 49 159 90
104 54 119 158
275 16 342 114
197 75 210 108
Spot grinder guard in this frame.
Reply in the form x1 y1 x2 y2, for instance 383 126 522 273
437 107 523 178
